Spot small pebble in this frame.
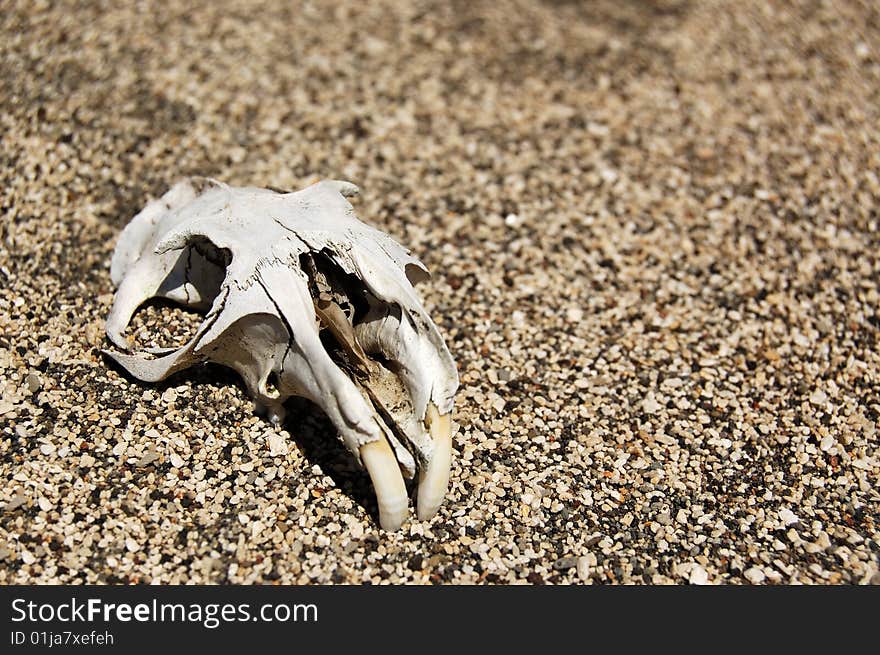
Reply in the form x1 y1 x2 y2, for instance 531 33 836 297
553 556 578 571
642 392 662 414
4 495 27 511
744 567 766 584
566 307 584 323
25 373 42 393
778 508 799 526
267 432 289 456
576 557 592 581
689 565 709 585
136 449 160 467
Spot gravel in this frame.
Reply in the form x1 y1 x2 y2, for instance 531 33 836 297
1 0 878 585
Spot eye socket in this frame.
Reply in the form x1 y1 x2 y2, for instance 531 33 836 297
127 236 231 354
125 299 205 352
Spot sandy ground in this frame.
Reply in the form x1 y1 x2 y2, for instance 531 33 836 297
1 0 878 584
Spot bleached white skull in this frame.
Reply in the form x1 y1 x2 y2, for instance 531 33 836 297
104 178 459 531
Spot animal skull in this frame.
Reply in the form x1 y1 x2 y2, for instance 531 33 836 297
104 178 459 531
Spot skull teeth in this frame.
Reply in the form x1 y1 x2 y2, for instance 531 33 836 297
309 265 454 525
359 437 408 532
417 404 453 521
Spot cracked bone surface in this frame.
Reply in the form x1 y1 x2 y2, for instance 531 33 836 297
104 178 459 531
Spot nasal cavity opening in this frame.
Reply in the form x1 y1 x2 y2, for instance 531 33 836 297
299 250 374 376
